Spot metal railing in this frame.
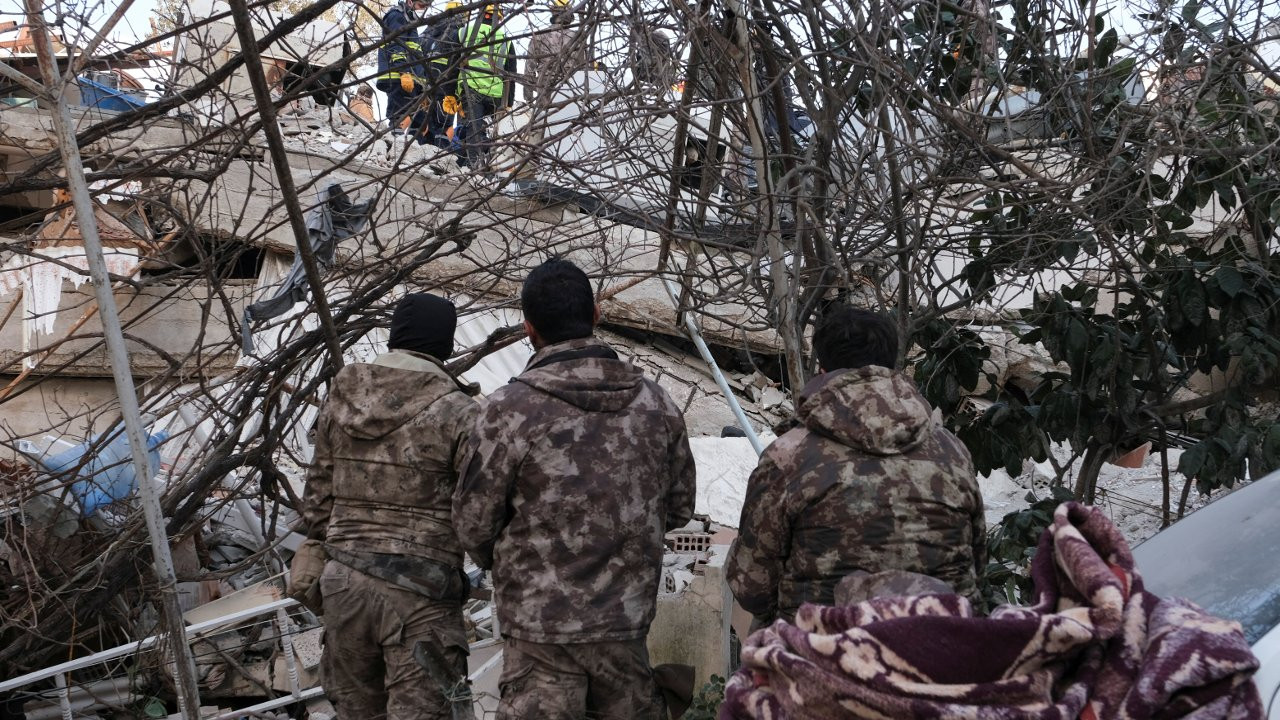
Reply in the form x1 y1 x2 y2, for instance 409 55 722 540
0 598 305 719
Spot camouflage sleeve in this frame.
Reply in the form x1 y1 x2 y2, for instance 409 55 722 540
726 448 790 622
664 414 696 532
972 504 988 576
450 397 481 478
301 408 335 541
958 445 987 576
969 477 988 576
452 396 519 570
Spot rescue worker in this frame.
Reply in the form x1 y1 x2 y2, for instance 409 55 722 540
526 0 591 106
299 293 480 720
377 0 430 143
742 31 812 190
421 0 468 150
632 19 674 89
453 258 696 720
726 305 986 629
441 3 517 168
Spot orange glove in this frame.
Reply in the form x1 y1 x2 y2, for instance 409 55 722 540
400 74 415 93
442 95 459 115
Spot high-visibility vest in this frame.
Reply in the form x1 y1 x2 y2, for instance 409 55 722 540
458 21 510 98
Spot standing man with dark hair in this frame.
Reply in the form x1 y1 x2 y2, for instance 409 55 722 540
726 304 985 628
453 258 696 720
300 293 480 720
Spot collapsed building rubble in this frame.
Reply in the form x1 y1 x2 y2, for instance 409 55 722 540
0 94 1218 714
5 0 1267 714
0 89 1224 713
0 85 791 706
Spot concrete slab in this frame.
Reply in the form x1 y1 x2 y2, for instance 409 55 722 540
183 577 283 634
0 280 252 378
0 375 119 452
647 547 732 690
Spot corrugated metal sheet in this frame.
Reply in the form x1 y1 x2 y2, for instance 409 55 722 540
456 306 533 395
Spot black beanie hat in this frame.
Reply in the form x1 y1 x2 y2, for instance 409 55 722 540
388 293 457 360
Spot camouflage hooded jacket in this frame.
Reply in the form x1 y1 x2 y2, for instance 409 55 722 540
726 365 985 625
452 336 696 644
303 350 480 569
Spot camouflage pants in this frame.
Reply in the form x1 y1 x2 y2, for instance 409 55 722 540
319 561 468 720
496 636 663 720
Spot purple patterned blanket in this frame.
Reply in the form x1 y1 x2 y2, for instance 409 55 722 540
721 502 1263 719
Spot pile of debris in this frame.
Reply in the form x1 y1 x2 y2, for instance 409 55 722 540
0 442 509 718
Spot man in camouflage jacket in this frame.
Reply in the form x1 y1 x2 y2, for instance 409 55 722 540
303 293 479 720
727 305 986 629
453 258 696 720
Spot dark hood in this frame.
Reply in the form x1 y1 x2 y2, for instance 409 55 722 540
797 366 939 455
327 351 467 441
515 337 644 412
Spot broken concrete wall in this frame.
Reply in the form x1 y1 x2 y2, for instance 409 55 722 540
168 143 783 355
171 0 348 124
0 375 120 447
0 106 204 193
0 281 252 378
647 546 733 691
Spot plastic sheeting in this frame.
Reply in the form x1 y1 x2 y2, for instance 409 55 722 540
241 184 375 352
43 428 168 517
689 437 759 527
0 246 140 334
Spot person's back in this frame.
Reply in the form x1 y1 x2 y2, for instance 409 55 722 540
462 337 690 637
632 22 672 88
456 9 514 102
727 306 985 627
309 354 474 567
454 258 695 719
527 4 590 102
301 293 479 720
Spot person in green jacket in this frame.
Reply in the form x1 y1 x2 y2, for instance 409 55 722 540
441 3 517 168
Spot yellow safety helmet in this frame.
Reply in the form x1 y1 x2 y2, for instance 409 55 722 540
483 3 502 17
551 0 571 6
446 0 461 7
